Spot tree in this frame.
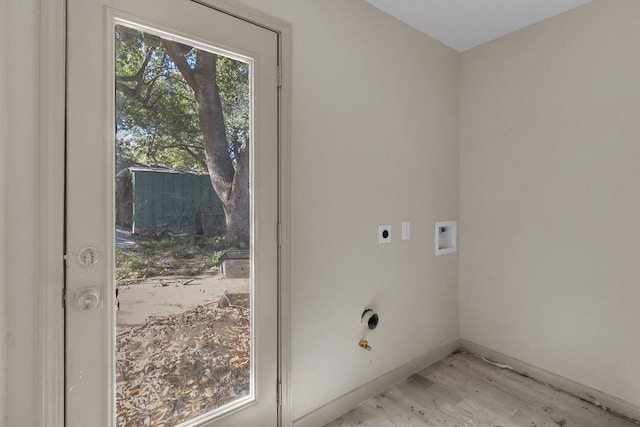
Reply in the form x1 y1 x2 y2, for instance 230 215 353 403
115 25 250 247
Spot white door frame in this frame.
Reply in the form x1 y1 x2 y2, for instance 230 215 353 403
36 0 292 425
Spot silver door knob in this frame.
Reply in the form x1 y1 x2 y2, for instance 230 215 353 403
76 288 101 310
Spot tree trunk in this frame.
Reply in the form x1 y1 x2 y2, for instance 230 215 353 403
163 41 249 248
223 150 250 248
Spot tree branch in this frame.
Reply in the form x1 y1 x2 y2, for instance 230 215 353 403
162 40 198 89
115 48 156 100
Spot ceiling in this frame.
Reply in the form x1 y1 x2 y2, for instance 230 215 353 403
365 0 594 52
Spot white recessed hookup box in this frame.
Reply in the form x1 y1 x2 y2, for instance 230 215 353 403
435 220 457 255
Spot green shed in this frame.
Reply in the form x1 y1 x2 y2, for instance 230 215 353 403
116 165 225 236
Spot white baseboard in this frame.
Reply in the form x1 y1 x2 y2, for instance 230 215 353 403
292 337 460 427
460 339 640 424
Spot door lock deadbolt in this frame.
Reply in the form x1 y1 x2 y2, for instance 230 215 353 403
78 247 101 266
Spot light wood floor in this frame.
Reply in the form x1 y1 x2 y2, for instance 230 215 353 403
326 351 639 427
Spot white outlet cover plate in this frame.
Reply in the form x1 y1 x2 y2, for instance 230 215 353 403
379 225 391 244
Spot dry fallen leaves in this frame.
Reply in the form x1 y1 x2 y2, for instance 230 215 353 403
116 293 250 427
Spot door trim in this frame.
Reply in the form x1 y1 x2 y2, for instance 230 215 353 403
38 0 292 425
37 0 65 426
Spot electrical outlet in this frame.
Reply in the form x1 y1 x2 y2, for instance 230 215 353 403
379 225 391 244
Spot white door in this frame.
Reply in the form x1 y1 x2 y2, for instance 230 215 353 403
66 0 279 426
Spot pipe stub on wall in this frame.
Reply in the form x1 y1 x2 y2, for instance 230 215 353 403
361 309 379 330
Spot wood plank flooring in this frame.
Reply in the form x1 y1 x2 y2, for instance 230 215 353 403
326 351 639 427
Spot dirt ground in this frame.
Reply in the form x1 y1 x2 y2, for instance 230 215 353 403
116 272 249 326
116 273 251 426
116 295 250 426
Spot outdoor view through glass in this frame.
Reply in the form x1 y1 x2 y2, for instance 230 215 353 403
114 23 252 426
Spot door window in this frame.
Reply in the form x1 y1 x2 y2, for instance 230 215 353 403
114 22 253 426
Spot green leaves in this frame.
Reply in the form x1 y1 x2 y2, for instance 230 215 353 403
116 25 203 169
115 25 249 172
216 56 250 163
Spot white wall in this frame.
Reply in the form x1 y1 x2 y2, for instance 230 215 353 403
1 0 460 425
460 0 640 408
234 0 460 420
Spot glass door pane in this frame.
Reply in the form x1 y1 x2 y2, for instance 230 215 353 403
113 22 253 426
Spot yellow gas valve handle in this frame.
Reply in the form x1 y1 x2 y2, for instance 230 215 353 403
359 340 371 351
